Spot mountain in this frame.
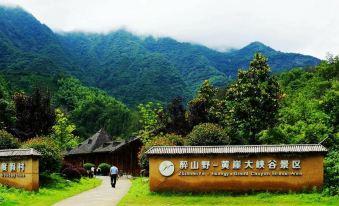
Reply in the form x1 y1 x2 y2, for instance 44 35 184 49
0 7 82 75
0 6 321 106
223 41 320 74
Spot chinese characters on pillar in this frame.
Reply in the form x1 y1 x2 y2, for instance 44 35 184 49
1 162 25 172
0 162 26 178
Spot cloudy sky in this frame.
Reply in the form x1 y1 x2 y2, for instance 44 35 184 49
1 0 338 58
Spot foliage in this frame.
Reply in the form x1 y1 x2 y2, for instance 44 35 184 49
50 108 79 151
76 167 88 177
118 178 339 206
324 145 339 195
138 134 182 170
188 80 219 127
13 88 55 140
0 173 101 206
159 96 189 135
258 56 339 195
21 137 62 173
0 7 320 108
137 102 163 143
259 57 338 145
62 167 81 180
55 77 135 139
83 163 95 171
60 162 88 177
0 129 19 149
60 162 74 172
98 163 111 175
0 75 16 130
224 53 282 144
187 123 229 146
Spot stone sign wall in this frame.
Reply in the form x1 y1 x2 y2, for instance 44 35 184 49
0 149 40 191
147 145 326 192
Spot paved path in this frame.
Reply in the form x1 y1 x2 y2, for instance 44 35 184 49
53 176 131 206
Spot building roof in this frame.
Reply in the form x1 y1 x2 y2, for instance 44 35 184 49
66 129 142 155
93 138 142 153
67 129 112 155
146 144 327 155
0 148 41 157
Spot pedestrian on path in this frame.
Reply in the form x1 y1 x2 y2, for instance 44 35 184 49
110 164 118 188
91 166 95 178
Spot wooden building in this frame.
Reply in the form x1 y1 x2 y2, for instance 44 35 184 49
64 129 143 176
147 144 327 192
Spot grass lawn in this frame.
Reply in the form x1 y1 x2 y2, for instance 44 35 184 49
118 178 339 206
0 174 102 206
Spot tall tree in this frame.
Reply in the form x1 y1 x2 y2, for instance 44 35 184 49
0 76 15 130
187 80 218 127
225 53 282 144
13 88 55 140
137 102 163 143
50 108 79 151
160 96 189 135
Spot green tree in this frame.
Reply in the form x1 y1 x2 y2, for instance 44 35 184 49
187 123 229 146
21 137 62 174
138 134 183 170
159 96 189 135
225 53 281 144
13 88 55 140
256 57 338 194
50 108 79 151
0 75 15 130
137 102 163 143
0 130 19 149
187 80 218 127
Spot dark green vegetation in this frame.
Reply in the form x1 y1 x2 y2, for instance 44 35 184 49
0 6 320 106
118 178 339 206
0 74 138 139
0 130 19 149
0 4 337 198
0 174 101 206
21 137 62 173
137 54 339 195
187 123 229 146
54 77 138 138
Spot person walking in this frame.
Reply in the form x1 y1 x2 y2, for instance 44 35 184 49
110 164 118 188
90 166 95 178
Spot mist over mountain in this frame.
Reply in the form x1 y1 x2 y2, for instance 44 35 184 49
0 6 320 106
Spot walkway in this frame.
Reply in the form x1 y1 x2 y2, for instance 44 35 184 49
53 176 131 206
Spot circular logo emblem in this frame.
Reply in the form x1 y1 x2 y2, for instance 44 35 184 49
159 160 175 177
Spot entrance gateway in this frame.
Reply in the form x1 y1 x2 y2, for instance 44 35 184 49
146 144 327 192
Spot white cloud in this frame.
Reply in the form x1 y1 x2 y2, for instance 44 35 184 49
0 0 338 58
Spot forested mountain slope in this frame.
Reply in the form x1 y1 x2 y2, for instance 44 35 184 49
0 6 321 106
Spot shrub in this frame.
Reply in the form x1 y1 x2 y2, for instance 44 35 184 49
39 173 69 188
62 167 81 180
0 130 20 149
60 162 74 172
138 135 177 170
21 137 62 173
75 167 88 177
98 163 111 175
187 123 229 146
324 147 339 195
164 133 185 146
83 163 95 171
